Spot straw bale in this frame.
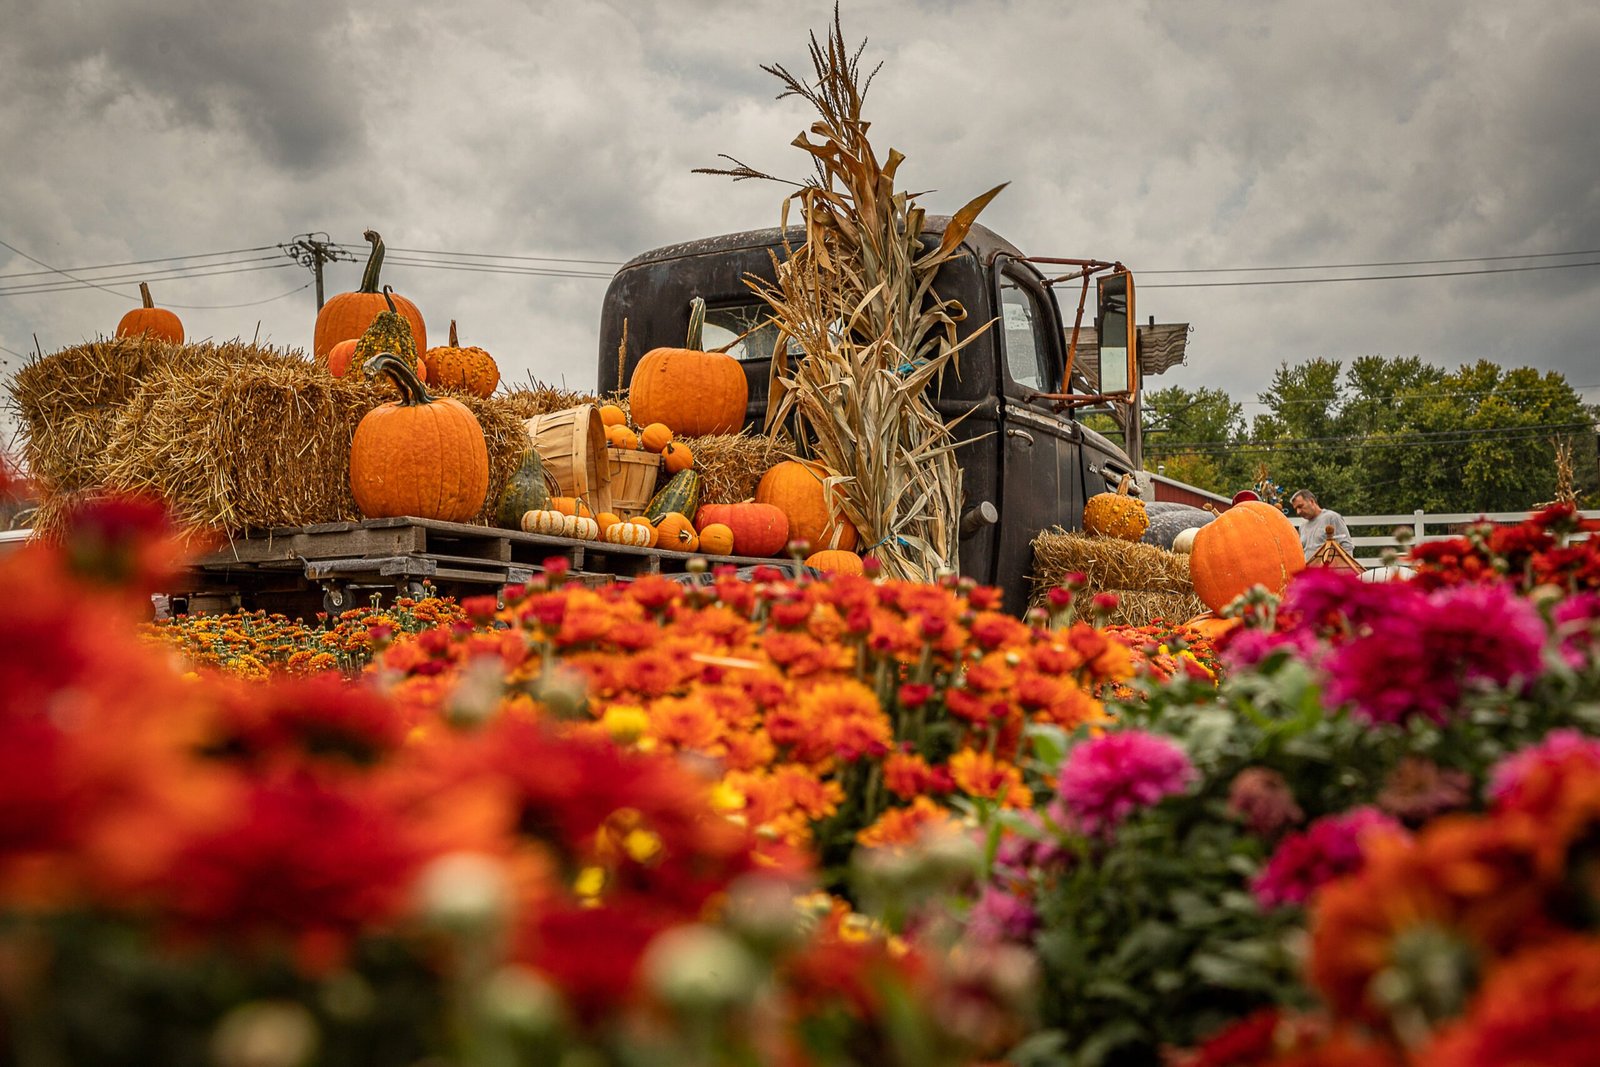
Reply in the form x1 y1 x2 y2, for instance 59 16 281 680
683 432 791 505
12 336 309 493
1030 528 1205 625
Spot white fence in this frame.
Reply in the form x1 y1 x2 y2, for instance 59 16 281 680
1294 509 1600 569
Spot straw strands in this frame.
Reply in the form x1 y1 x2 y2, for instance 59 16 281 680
1031 529 1206 627
682 431 791 505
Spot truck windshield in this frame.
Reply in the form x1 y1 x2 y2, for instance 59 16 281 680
702 303 788 362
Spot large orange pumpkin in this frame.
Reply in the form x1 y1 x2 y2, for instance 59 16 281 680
1189 501 1304 612
694 502 789 558
628 297 747 436
349 353 488 523
314 230 426 363
116 282 184 343
756 460 858 552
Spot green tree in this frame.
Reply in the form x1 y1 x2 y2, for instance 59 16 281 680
1248 356 1597 514
1141 386 1252 495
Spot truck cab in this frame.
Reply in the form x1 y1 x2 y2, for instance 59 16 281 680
597 219 1142 614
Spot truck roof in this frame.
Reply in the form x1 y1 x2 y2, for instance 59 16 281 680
619 216 1027 271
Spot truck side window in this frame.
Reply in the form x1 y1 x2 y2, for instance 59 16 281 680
998 276 1050 391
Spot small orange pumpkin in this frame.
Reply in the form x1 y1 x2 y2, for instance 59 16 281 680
628 298 747 436
640 423 674 453
1189 501 1305 612
595 511 622 534
599 404 627 427
549 497 594 518
806 549 865 575
653 512 698 552
116 282 184 344
698 522 735 556
661 441 693 474
349 353 488 523
606 424 640 450
326 338 358 377
423 320 499 397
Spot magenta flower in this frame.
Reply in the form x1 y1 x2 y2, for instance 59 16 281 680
1251 807 1404 909
1324 580 1545 725
1488 729 1600 812
1054 730 1196 838
966 885 1041 945
1552 593 1600 669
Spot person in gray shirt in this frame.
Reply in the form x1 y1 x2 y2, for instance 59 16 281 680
1290 489 1355 560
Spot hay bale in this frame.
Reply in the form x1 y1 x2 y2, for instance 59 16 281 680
684 432 791 505
1030 528 1205 626
12 335 230 491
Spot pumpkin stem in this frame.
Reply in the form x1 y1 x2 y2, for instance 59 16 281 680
358 230 385 294
382 284 398 314
365 351 434 407
449 320 458 347
686 297 706 351
139 281 154 309
1115 473 1132 497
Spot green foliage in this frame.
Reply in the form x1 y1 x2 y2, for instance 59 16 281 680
1013 641 1600 1067
1135 356 1597 512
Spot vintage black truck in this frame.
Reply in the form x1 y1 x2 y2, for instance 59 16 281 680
599 218 1147 614
158 219 1150 618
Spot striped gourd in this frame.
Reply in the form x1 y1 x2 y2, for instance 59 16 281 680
643 469 701 523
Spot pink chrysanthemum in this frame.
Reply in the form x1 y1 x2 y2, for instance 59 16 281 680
1054 730 1196 838
1324 581 1545 726
1251 806 1404 909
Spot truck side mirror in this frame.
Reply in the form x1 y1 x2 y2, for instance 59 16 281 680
1095 271 1139 398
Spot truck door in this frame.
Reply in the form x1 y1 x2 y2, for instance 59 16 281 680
992 257 1084 615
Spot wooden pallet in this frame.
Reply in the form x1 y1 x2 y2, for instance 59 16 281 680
170 516 805 614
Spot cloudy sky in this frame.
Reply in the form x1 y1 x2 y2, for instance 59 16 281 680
3 0 1598 450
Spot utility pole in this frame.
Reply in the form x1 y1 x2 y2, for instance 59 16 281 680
279 233 355 311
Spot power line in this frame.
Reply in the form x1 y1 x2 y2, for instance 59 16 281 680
381 255 615 280
1141 247 1600 275
334 242 623 268
0 245 278 282
1140 259 1600 288
0 257 291 296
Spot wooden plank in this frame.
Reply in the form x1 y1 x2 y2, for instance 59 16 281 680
304 556 439 580
198 525 425 565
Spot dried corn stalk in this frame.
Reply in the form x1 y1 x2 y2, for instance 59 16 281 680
699 10 1004 581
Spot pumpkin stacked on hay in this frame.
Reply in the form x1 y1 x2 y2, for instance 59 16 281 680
349 354 489 524
116 283 183 344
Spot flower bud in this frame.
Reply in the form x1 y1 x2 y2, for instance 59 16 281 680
413 852 512 938
642 924 760 1013
210 1001 318 1067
